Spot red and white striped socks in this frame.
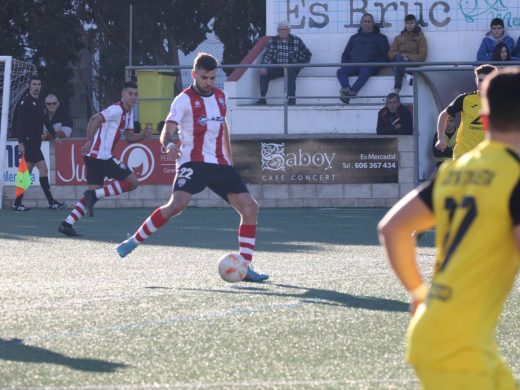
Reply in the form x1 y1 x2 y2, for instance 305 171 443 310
65 197 88 225
130 208 168 244
96 180 133 199
238 224 256 262
64 180 133 226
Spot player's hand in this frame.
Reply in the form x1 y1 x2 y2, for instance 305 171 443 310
409 299 424 315
54 136 62 144
81 141 91 154
435 138 446 152
166 141 181 159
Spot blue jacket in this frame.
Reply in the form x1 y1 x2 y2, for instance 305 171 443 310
476 31 515 61
341 25 389 64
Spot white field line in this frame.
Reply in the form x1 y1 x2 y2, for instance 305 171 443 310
17 301 310 343
0 378 421 389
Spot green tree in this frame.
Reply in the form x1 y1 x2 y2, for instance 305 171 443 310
0 0 83 109
213 0 266 75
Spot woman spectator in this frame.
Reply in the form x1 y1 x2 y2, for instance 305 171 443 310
492 42 511 61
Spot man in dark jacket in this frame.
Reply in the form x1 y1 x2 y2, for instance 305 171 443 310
256 21 312 105
376 93 412 135
13 75 65 212
337 14 389 104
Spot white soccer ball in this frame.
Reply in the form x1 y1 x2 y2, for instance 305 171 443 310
218 253 248 283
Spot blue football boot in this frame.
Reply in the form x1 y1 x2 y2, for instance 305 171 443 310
243 264 269 282
115 239 137 258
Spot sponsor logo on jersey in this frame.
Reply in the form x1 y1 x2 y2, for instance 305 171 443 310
470 115 481 125
218 96 225 107
198 115 225 125
194 100 202 108
178 178 186 187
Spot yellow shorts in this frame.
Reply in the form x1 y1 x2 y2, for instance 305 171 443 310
414 362 518 390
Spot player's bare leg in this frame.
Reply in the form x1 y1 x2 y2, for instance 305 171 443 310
115 191 191 258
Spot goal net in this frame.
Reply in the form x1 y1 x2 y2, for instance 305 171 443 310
0 57 36 209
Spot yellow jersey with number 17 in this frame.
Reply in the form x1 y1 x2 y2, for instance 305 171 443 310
408 140 520 372
447 91 485 159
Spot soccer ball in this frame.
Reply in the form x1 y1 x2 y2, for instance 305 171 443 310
218 253 248 283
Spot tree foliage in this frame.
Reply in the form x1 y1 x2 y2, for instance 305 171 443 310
213 0 266 75
0 0 84 109
0 0 266 113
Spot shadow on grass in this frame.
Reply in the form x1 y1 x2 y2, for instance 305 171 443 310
181 282 409 313
0 208 435 251
0 338 129 373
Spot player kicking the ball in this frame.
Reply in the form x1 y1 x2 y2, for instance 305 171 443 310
115 53 268 282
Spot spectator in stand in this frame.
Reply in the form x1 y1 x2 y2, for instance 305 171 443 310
514 37 520 58
376 93 412 135
337 13 389 104
133 120 142 134
42 94 73 140
256 21 312 106
432 114 457 168
388 14 428 95
157 120 165 133
492 42 512 61
476 18 515 61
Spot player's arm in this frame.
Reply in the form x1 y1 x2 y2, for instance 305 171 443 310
378 187 436 313
435 109 449 152
81 113 103 154
125 125 151 143
223 119 233 164
514 226 520 253
160 121 181 158
510 180 520 252
16 101 28 154
436 94 463 152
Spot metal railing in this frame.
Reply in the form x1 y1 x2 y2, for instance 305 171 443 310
127 60 520 135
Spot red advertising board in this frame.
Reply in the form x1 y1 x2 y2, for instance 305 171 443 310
55 139 176 185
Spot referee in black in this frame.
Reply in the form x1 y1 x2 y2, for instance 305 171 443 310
13 75 65 211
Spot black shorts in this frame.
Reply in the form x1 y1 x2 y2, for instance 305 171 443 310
84 155 132 186
23 139 45 164
174 162 249 202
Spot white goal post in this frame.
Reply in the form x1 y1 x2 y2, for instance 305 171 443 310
0 56 36 209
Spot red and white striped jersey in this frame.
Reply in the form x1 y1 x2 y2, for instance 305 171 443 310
165 86 230 166
86 102 134 160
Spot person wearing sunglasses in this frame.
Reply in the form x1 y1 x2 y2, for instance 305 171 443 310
42 94 73 140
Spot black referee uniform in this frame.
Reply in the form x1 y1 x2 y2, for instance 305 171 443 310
13 93 64 210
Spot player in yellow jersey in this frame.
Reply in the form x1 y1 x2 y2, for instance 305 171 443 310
378 67 520 389
436 64 496 159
